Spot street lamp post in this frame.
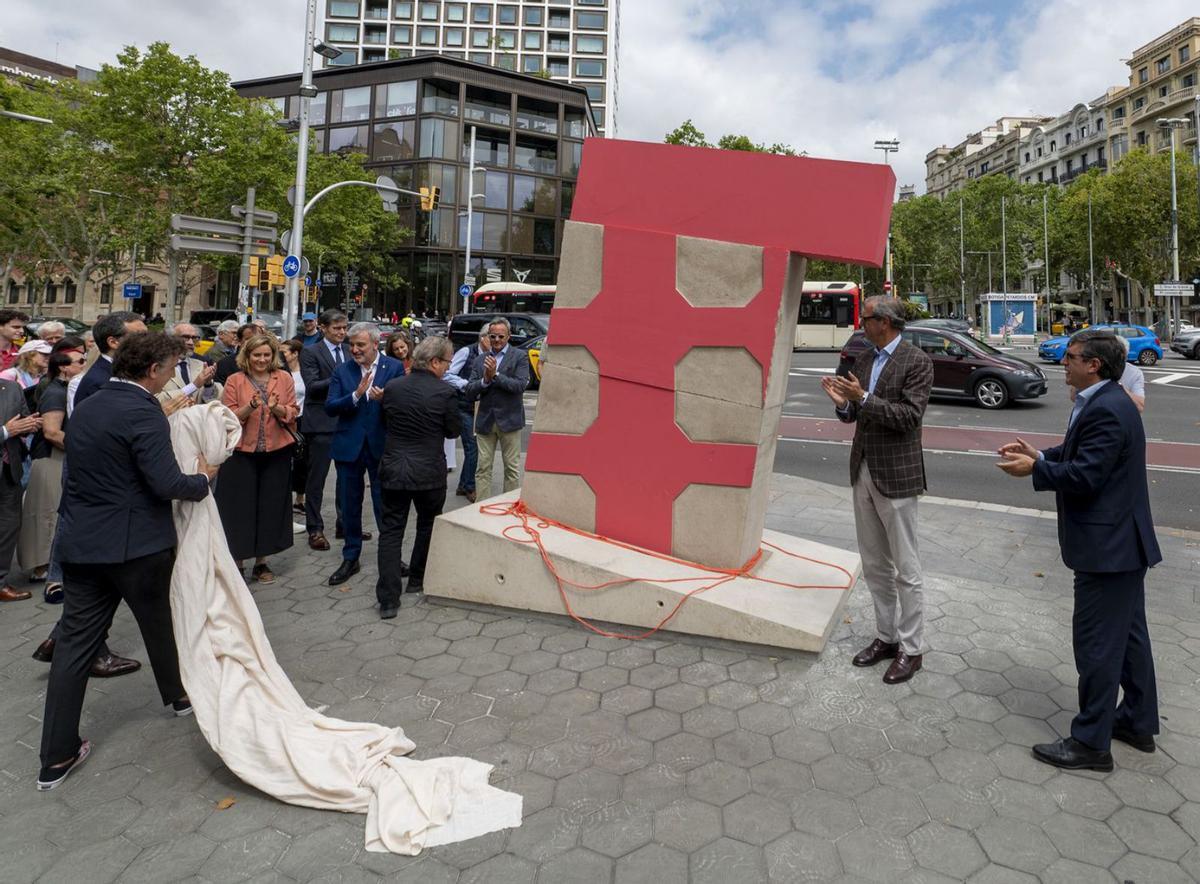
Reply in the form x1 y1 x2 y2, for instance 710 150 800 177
1087 190 1097 323
1158 116 1188 342
462 125 478 315
959 196 966 321
874 139 899 293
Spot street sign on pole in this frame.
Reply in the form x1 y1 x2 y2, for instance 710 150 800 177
171 214 276 242
283 255 301 278
170 234 273 257
300 256 311 278
122 282 142 299
1155 282 1192 298
230 205 279 224
459 283 474 298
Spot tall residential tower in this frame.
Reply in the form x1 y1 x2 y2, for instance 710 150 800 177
321 0 619 134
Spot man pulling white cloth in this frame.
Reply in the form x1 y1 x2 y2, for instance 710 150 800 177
167 402 521 853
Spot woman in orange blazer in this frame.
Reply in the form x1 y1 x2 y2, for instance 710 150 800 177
216 334 299 584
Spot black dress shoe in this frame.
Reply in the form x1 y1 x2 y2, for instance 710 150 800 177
334 529 372 541
405 579 424 594
90 653 141 678
31 638 55 662
379 605 398 620
1032 737 1113 772
852 639 899 668
1112 725 1156 753
883 652 923 684
328 559 360 586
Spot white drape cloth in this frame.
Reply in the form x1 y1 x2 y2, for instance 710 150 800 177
166 402 522 854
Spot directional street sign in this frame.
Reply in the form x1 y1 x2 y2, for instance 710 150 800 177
304 275 312 287
170 234 273 257
122 282 142 299
1155 282 1192 298
230 205 279 224
170 214 276 242
459 283 474 298
282 255 301 278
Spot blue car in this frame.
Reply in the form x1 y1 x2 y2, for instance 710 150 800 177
1038 324 1162 366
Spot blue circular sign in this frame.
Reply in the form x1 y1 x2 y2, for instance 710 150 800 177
282 255 301 278
459 283 474 297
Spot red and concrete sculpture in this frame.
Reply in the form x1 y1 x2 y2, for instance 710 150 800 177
426 139 895 650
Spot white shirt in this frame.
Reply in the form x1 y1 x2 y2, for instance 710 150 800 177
325 338 345 364
67 354 112 417
481 345 509 387
350 354 381 404
292 370 306 416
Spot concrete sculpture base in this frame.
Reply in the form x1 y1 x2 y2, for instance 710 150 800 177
423 492 861 653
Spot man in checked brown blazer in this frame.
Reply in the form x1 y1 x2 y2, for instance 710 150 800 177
822 296 934 684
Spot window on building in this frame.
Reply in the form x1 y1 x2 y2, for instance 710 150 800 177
329 0 359 17
468 51 490 63
584 83 605 103
497 5 517 24
465 87 511 126
445 2 464 21
393 0 413 17
515 135 556 174
1160 85 1169 98
576 11 606 29
44 282 56 304
565 108 587 139
1064 132 1071 144
522 56 543 74
512 175 558 214
577 0 606 5
419 117 460 159
421 81 459 115
1113 105 1126 119
330 86 372 122
327 23 359 42
1065 158 1073 174
24 282 34 303
1049 139 1056 152
524 31 542 51
548 10 570 28
471 127 510 166
443 27 464 46
1098 146 1105 164
391 24 412 42
328 125 369 155
419 1 438 19
1138 66 1148 83
575 34 605 53
1181 45 1191 63
100 282 112 305
495 30 516 49
1133 96 1145 109
516 97 557 134
64 281 76 304
574 58 605 77
1096 117 1104 131
561 180 574 218
472 4 490 23
560 140 582 176
979 161 989 173
1185 73 1197 89
471 28 489 47
1157 55 1171 75
495 55 517 71
1024 151 1030 162
1137 130 1147 145
373 120 415 161
524 7 542 25
1036 146 1042 157
546 58 569 77
418 26 438 44
376 80 417 116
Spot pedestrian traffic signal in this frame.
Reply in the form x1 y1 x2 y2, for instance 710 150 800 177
258 265 270 293
419 186 441 212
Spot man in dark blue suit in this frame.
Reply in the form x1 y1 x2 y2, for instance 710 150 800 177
298 310 351 550
998 329 1161 771
38 332 218 791
325 322 403 586
68 311 145 414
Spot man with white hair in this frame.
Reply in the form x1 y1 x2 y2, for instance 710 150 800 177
209 320 240 361
324 322 405 586
37 321 66 346
158 323 220 404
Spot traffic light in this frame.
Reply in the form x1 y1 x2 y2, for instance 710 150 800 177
258 262 270 293
419 185 441 212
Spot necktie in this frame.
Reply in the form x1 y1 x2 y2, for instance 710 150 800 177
179 360 190 385
334 347 343 364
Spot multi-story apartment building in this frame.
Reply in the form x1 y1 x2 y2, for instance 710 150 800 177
320 0 619 135
1018 97 1110 186
1106 17 1200 162
924 117 1049 199
234 54 597 315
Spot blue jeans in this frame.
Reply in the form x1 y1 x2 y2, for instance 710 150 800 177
457 405 477 493
335 448 382 562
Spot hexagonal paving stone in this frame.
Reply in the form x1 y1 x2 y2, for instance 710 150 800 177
545 688 601 718
792 788 863 839
536 847 613 882
679 661 729 688
1106 768 1185 813
908 820 988 879
198 827 291 881
872 751 940 792
736 702 794 736
628 707 681 742
622 763 686 811
526 668 580 696
505 806 581 863
920 781 997 831
560 648 608 673
654 797 723 852
1107 806 1193 861
1040 858 1120 884
579 665 629 693
1041 810 1129 867
653 731 714 773
655 682 706 714
689 836 766 884
986 776 1059 822
541 632 589 654
460 853 536 884
616 843 688 884
729 658 778 685
655 644 702 667
511 649 560 674
600 684 653 716
1111 852 1197 884
509 713 568 748
750 757 814 802
1044 772 1121 820
812 754 877 797
607 645 655 669
856 785 930 837
528 739 595 779
837 826 915 880
433 692 492 724
764 830 842 880
713 729 773 767
687 760 751 806
975 816 1059 874
773 726 835 764
723 793 791 845
707 680 759 710
579 803 653 858
630 662 679 690
830 723 891 760
930 746 1000 790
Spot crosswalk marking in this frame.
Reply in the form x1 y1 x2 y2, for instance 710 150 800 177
1151 372 1191 385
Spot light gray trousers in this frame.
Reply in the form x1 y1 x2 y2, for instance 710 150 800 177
852 464 925 655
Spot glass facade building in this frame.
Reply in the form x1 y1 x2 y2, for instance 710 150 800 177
318 0 619 136
233 55 596 316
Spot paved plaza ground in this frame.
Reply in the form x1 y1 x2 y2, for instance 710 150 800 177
2 471 1200 883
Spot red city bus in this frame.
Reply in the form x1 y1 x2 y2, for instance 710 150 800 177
794 281 862 349
471 282 556 313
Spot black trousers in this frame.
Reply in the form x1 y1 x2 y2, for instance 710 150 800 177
376 487 445 608
214 448 294 561
41 548 183 767
304 432 341 535
1071 567 1159 751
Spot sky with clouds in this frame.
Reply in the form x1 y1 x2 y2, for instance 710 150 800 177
4 1 1200 192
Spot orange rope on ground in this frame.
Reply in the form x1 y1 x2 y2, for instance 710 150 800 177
480 499 856 641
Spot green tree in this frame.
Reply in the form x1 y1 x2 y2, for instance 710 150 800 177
664 119 710 148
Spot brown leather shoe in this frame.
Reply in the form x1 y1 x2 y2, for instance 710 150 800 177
90 653 141 678
31 638 54 662
852 639 899 668
308 532 330 551
883 652 923 684
0 585 32 602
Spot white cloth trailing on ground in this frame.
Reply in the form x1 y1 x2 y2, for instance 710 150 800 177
165 402 521 854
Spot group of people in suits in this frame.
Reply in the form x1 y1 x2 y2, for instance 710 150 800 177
824 296 1161 773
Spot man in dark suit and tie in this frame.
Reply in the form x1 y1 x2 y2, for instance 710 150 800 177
69 311 145 413
38 332 218 791
821 296 934 685
466 318 530 499
0 378 40 603
325 322 403 586
998 329 1161 771
299 310 351 551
